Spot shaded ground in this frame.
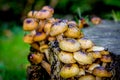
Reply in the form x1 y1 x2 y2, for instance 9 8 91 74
83 20 120 55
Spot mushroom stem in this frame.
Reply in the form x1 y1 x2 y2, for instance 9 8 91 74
102 62 107 68
41 60 51 75
44 49 50 61
37 20 46 32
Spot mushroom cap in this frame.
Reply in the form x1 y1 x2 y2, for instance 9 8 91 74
100 55 112 62
67 21 77 26
60 64 79 78
50 21 68 36
23 34 33 44
44 22 52 35
77 68 85 76
79 75 96 80
30 42 40 50
33 32 46 41
93 67 112 77
78 38 94 50
42 6 54 14
23 18 38 31
27 10 38 18
64 25 81 38
35 10 52 19
39 44 49 52
87 46 105 52
91 17 101 25
73 51 93 65
100 51 110 55
92 51 102 59
88 63 100 72
58 51 76 64
59 38 81 52
29 53 44 64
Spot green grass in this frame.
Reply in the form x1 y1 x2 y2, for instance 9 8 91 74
0 26 30 80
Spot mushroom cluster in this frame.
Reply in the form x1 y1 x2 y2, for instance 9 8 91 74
23 6 113 80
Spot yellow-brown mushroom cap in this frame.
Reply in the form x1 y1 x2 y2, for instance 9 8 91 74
93 67 112 77
59 38 81 52
42 6 54 14
23 34 33 44
33 32 46 41
58 51 76 64
78 75 96 80
64 24 81 38
23 18 38 31
100 55 112 63
27 10 38 18
50 21 68 36
35 10 52 19
60 64 80 78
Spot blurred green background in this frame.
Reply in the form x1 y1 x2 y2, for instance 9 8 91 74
0 0 120 80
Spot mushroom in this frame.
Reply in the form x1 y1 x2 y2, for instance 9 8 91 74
100 50 110 55
33 32 46 41
78 38 94 50
27 10 38 18
48 36 56 41
91 17 101 25
91 51 102 59
23 18 38 31
88 63 100 73
23 34 33 44
60 64 79 78
59 38 81 52
93 67 112 77
30 42 40 51
42 6 54 14
78 75 96 80
58 51 76 64
39 44 49 60
64 24 81 38
44 22 52 35
73 51 93 65
28 52 44 64
50 21 68 36
100 55 112 67
35 10 52 19
77 68 85 76
87 46 105 52
41 60 51 75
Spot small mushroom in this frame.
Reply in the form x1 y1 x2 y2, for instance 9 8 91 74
58 51 76 64
91 17 101 25
44 22 52 35
88 63 100 73
27 10 38 18
93 67 112 77
23 34 33 44
23 18 38 31
28 52 44 64
64 24 81 38
101 55 112 67
35 10 52 19
91 51 102 59
33 32 46 41
78 75 96 80
42 6 54 14
87 46 105 52
50 21 68 36
39 44 49 60
78 38 94 50
60 64 79 78
59 38 81 52
41 60 51 75
77 68 85 76
30 42 40 51
47 36 56 41
100 50 110 55
73 51 93 65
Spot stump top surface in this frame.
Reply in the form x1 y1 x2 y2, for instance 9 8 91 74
83 20 120 55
